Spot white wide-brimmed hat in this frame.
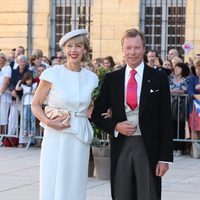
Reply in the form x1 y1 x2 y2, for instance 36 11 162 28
59 29 88 48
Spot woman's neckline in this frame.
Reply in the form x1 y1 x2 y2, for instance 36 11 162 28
63 64 81 72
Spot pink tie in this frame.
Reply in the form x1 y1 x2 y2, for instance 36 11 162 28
126 69 138 110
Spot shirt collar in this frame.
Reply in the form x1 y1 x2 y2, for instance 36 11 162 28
126 61 144 77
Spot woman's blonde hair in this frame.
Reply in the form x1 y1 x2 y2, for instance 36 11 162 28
0 52 8 65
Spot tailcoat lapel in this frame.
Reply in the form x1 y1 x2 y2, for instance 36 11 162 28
139 65 153 117
115 67 126 119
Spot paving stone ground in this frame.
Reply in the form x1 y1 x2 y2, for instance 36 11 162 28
0 147 199 200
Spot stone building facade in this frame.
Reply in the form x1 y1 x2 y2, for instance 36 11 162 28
0 0 199 62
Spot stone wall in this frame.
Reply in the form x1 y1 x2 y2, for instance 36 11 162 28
91 0 140 63
0 0 28 54
0 0 51 57
185 0 200 60
32 0 51 57
0 0 200 63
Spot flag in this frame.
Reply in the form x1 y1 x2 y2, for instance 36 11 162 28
182 41 193 54
194 98 200 117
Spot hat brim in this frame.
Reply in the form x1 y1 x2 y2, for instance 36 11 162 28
59 29 88 48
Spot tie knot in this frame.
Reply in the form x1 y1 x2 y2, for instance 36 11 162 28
130 69 137 76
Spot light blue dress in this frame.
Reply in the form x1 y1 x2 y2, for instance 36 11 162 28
39 65 98 200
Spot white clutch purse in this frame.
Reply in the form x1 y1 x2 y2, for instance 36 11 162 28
44 106 71 127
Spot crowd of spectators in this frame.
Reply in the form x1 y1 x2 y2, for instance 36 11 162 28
0 46 200 158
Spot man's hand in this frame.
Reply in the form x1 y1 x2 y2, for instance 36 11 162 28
116 121 137 136
155 162 169 177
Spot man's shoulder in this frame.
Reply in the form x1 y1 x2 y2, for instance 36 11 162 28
105 67 125 78
145 64 167 77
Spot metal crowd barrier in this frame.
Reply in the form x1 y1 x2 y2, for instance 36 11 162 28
20 93 43 150
0 93 44 149
0 94 21 146
1 93 200 150
171 94 200 143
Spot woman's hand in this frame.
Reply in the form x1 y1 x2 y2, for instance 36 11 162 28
47 115 71 130
195 84 200 91
87 106 93 118
101 108 112 118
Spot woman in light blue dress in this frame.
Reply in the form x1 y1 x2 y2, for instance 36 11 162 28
32 29 98 200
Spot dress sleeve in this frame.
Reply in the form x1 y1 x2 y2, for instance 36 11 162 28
39 68 54 84
4 65 12 78
94 73 99 88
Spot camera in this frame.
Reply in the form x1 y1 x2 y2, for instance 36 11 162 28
150 58 154 64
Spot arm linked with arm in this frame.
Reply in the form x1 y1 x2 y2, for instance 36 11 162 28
91 73 118 135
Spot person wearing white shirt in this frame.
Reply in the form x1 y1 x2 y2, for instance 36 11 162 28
15 71 37 137
0 52 12 134
92 28 173 200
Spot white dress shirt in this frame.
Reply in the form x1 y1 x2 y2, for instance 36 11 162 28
124 62 144 106
114 62 144 137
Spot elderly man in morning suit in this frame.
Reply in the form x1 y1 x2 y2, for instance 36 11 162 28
92 28 173 200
